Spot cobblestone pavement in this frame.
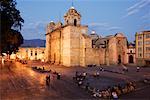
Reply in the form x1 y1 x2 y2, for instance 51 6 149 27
0 60 150 100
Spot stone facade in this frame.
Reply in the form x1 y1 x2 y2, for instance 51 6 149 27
45 6 128 67
94 33 128 65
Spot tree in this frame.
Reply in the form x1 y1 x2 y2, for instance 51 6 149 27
0 0 24 55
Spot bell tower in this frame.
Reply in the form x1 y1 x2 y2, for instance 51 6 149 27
64 6 81 26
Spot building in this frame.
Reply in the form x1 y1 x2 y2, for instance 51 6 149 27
127 43 136 64
10 39 46 61
45 6 128 67
135 31 150 66
16 47 45 60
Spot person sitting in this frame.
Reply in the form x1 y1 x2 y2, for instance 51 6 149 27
136 66 140 72
82 72 87 79
78 81 82 86
96 72 100 77
112 91 118 99
100 67 104 71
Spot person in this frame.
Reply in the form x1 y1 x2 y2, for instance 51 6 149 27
75 71 78 77
46 75 49 86
82 72 86 79
78 81 82 86
48 75 51 83
122 64 128 72
112 91 118 99
100 67 103 71
96 72 100 77
57 73 61 80
136 66 140 72
2 57 5 65
85 82 89 90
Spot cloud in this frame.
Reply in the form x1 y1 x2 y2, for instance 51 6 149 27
123 0 150 18
108 27 122 31
88 22 109 27
88 22 122 33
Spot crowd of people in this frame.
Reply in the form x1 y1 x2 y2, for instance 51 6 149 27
73 71 136 99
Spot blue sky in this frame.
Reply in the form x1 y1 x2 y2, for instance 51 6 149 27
16 0 150 42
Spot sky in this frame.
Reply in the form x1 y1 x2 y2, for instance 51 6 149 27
16 0 150 42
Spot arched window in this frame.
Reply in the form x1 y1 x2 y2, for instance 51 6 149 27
35 51 37 56
74 19 77 26
31 50 33 56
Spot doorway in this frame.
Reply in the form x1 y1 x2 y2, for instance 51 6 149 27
129 55 134 63
118 55 121 64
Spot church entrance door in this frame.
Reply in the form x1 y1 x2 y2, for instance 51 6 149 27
129 55 134 63
118 55 121 64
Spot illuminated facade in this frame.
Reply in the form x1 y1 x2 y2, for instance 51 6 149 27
135 31 150 66
127 43 136 64
45 6 128 66
15 47 45 61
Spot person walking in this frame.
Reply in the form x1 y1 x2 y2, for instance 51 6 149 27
48 75 51 83
46 75 49 86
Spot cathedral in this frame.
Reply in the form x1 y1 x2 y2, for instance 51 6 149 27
45 6 128 67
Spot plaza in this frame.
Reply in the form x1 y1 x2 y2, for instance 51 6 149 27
0 60 150 100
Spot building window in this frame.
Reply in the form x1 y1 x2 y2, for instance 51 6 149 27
31 51 33 56
138 35 142 39
118 40 121 44
35 51 37 56
138 41 142 46
130 50 132 53
146 47 150 52
138 53 142 57
145 53 150 58
146 34 150 38
26 49 28 52
42 51 44 54
138 47 142 52
145 41 150 45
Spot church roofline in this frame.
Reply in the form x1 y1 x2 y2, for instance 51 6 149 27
45 25 88 35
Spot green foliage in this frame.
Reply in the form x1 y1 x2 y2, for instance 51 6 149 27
0 0 24 54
